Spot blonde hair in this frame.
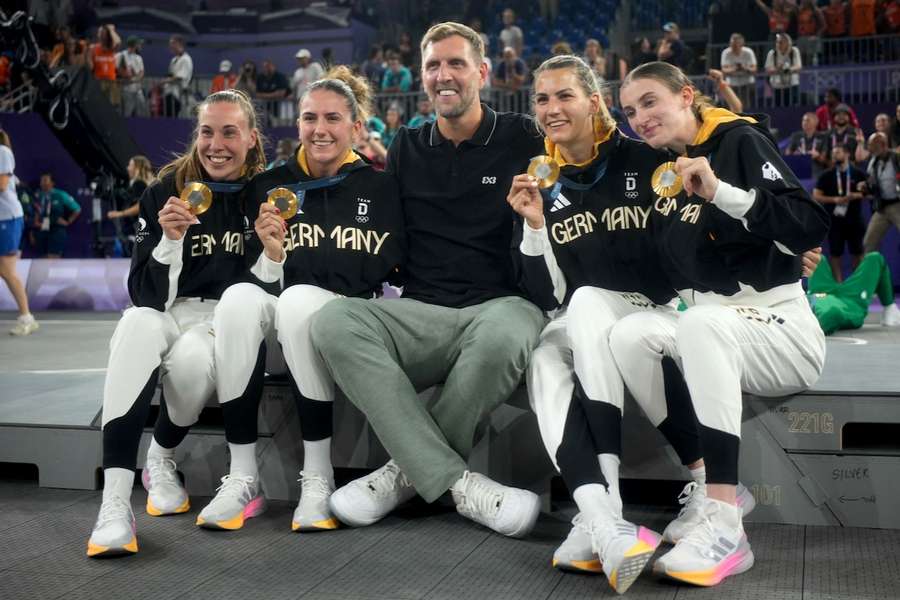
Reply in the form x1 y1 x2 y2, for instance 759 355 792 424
158 89 266 193
301 65 373 124
622 61 714 120
532 55 616 137
129 155 154 184
0 130 10 149
420 22 485 64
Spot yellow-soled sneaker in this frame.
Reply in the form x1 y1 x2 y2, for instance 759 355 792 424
87 495 138 558
142 454 190 516
653 497 754 587
553 513 602 573
196 474 266 530
291 471 338 532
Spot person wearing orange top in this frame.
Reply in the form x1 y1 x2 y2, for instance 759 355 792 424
850 0 877 36
0 54 10 92
823 0 849 36
755 0 794 35
795 0 825 65
210 60 238 94
88 24 121 107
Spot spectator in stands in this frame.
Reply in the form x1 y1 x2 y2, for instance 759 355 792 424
601 87 626 126
707 68 744 113
381 51 413 93
163 35 192 118
397 32 416 70
880 0 900 36
657 22 687 70
235 60 258 98
33 173 80 259
493 46 528 92
117 36 146 118
855 113 894 161
786 112 831 178
765 33 801 106
256 59 290 122
849 0 877 36
0 129 38 336
720 33 757 109
755 0 794 35
0 52 11 94
795 0 825 65
825 103 860 156
211 60 237 94
267 138 297 170
356 128 387 170
813 144 868 280
891 104 900 148
551 41 573 56
361 44 386 89
469 18 491 55
860 132 900 254
381 104 403 149
407 96 435 129
587 38 628 83
815 88 860 130
292 49 325 103
823 0 849 37
500 8 524 58
49 26 83 70
88 24 120 108
632 37 656 67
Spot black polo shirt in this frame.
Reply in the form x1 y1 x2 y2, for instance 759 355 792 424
387 104 544 308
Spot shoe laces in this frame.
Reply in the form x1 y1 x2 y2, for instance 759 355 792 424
97 495 132 526
365 461 411 498
215 474 257 503
455 472 502 519
586 512 622 558
298 471 332 499
147 456 179 487
679 503 720 556
675 481 706 517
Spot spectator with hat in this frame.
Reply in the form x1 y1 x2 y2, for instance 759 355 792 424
657 22 687 70
211 59 237 94
117 36 146 117
291 48 324 102
825 103 861 156
815 88 860 130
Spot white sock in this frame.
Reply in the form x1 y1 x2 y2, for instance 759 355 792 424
598 454 623 516
228 442 258 478
147 437 175 459
103 467 135 502
689 465 707 487
573 483 615 523
17 313 34 323
302 438 334 484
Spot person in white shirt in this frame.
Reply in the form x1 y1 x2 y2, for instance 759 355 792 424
163 35 192 117
720 33 757 108
765 32 801 107
499 8 524 58
117 36 147 117
291 49 324 103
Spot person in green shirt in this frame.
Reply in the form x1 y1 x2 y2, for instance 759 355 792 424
808 251 900 334
34 173 80 258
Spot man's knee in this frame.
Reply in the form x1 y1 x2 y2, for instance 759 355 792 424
309 298 373 357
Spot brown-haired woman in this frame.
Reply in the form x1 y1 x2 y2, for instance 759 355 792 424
87 89 266 557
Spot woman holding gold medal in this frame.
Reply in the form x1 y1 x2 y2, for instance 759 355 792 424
506 54 712 594
87 89 267 557
608 61 828 587
204 67 404 532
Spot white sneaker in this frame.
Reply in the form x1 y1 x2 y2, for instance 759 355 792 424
87 495 138 557
142 454 190 516
328 460 416 527
196 474 266 530
586 499 662 594
663 481 756 544
653 497 754 586
10 316 39 336
292 471 338 532
882 303 900 327
552 513 602 573
450 471 540 538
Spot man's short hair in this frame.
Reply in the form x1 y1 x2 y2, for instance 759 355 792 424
420 22 485 65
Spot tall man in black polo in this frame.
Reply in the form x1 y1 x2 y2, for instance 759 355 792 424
310 22 546 537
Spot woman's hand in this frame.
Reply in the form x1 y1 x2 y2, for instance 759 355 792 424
158 196 195 241
801 247 822 277
507 174 545 230
255 202 286 261
675 156 720 202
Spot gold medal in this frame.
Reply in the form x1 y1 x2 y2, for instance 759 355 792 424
180 182 213 215
651 162 683 198
267 187 298 220
527 155 561 189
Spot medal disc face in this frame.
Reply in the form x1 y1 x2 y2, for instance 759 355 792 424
267 187 298 220
651 162 683 198
527 155 561 189
180 182 213 215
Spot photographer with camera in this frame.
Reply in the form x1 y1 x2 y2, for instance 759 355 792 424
860 132 900 255
720 33 757 109
765 33 801 107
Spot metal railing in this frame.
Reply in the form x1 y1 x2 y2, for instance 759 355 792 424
0 82 37 114
708 33 900 71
